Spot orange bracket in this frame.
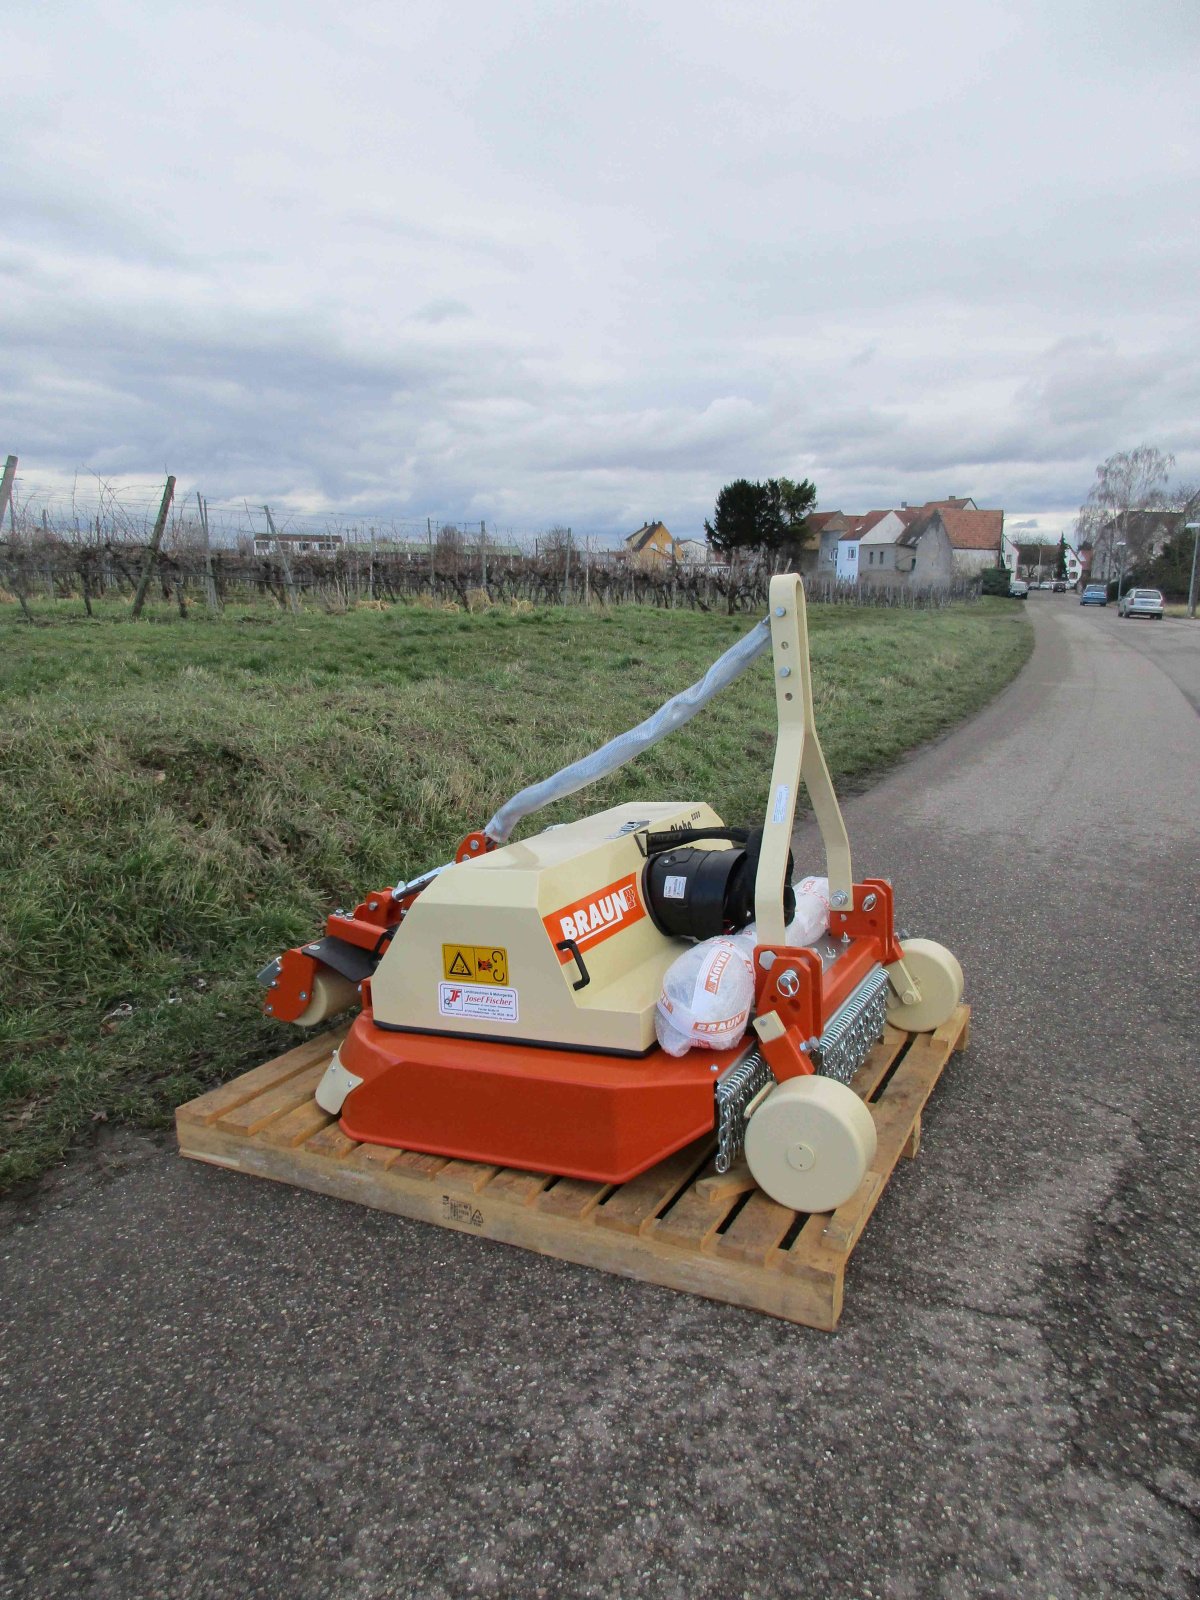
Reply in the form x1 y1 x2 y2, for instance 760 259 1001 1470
265 948 319 1022
326 886 403 953
751 944 823 1082
455 831 497 864
828 879 903 964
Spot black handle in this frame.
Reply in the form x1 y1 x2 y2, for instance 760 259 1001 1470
555 938 591 991
636 825 750 858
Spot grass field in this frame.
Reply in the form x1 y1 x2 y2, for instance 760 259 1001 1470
0 595 1031 1190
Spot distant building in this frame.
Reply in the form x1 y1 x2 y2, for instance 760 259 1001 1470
253 532 343 556
622 520 678 568
830 497 1003 586
676 539 711 565
836 510 892 582
807 512 849 581
936 507 1004 577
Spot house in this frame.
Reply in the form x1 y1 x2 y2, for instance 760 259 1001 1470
835 510 892 582
623 520 678 568
807 512 849 581
1090 510 1186 581
855 507 953 589
831 496 1004 586
253 531 343 556
676 538 711 566
936 507 1004 578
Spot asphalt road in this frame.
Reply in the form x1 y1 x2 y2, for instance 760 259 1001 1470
2 597 1197 1600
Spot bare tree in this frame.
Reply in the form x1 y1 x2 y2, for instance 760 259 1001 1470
1076 445 1174 580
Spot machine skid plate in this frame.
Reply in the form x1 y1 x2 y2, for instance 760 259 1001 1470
336 1011 746 1184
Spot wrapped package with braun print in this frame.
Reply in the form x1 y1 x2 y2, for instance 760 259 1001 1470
655 937 756 1058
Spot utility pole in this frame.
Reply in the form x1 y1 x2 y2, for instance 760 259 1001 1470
428 516 435 595
480 519 487 590
196 491 220 613
131 474 176 618
1185 522 1200 619
0 456 17 536
563 526 571 605
264 504 300 614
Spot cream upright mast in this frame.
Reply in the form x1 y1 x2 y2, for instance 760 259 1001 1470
262 573 963 1215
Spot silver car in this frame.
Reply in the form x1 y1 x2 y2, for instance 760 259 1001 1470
1117 587 1165 620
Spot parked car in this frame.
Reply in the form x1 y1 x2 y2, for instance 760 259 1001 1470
1117 587 1165 620
1080 583 1108 606
1052 580 1067 592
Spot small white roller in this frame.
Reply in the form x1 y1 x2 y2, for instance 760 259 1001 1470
885 938 964 1033
744 1075 877 1213
294 968 359 1028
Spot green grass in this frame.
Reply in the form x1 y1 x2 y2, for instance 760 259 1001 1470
0 595 1031 1190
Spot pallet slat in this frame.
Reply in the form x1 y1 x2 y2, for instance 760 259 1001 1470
176 1006 969 1330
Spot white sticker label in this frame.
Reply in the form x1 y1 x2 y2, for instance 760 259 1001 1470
772 783 790 824
438 982 519 1024
663 874 688 900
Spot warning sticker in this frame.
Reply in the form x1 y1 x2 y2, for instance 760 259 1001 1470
543 872 645 963
438 982 519 1024
442 945 509 985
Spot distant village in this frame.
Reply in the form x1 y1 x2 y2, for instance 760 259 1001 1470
249 495 1117 591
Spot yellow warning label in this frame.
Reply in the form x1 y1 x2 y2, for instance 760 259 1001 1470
442 944 509 985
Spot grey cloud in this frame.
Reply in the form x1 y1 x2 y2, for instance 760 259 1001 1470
1 0 1197 535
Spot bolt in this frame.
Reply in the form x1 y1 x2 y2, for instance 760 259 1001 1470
299 991 308 1001
270 979 278 989
774 605 786 616
265 1004 273 1013
778 665 791 678
902 989 917 1004
369 901 379 911
469 839 480 851
757 950 776 970
831 890 849 908
863 892 877 911
777 969 800 997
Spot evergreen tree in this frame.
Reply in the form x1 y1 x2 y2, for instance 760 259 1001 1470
705 475 817 557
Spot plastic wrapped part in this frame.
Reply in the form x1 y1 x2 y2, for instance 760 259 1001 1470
789 875 831 947
484 616 772 844
734 877 831 960
655 937 756 1058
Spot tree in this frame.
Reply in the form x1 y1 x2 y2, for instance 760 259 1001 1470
1076 445 1174 581
705 475 818 558
1055 536 1068 582
763 476 818 558
705 479 768 557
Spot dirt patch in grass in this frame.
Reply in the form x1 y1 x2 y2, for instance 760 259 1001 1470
0 597 1030 1189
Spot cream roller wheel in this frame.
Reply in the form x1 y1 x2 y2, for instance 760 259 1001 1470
744 1076 877 1213
294 968 359 1028
885 937 964 1033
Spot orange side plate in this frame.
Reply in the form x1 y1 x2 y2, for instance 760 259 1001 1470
337 1011 745 1185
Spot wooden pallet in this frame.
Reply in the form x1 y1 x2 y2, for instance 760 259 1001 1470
176 1005 969 1330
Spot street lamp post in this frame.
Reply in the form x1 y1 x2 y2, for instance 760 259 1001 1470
1186 523 1200 620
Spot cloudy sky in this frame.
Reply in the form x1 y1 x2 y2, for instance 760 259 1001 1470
3 0 1198 542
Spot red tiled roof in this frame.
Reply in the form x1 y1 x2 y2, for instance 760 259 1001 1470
938 507 1003 551
808 512 847 533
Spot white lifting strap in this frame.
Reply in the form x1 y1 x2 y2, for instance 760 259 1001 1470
484 616 772 844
